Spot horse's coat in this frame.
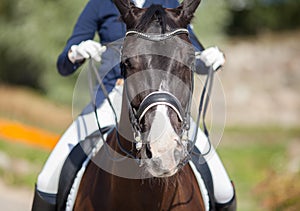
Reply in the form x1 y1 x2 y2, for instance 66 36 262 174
74 0 207 210
74 130 206 211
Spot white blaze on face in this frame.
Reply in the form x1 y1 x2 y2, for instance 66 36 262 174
147 104 181 174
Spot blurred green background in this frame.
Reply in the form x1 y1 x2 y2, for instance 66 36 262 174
0 0 300 210
1 0 300 103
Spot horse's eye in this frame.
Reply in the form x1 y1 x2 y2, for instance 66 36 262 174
124 58 132 68
121 58 132 78
121 58 133 78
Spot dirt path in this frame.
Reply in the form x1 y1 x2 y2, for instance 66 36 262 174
0 180 33 211
0 85 72 133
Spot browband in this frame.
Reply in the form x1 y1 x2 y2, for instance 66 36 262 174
125 28 189 42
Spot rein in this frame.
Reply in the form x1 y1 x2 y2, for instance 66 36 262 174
88 60 136 161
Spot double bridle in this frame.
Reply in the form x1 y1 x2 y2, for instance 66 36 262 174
90 27 213 163
123 28 192 152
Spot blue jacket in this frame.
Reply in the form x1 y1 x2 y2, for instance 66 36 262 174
57 0 205 110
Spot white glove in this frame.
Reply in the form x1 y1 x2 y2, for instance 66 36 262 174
69 40 106 62
195 47 225 71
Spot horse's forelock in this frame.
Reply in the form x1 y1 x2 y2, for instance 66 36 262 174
135 4 177 33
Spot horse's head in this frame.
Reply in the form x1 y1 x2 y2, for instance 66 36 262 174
115 0 201 177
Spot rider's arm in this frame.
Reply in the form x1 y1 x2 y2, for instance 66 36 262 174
56 0 102 76
188 26 225 75
187 26 210 75
188 25 204 51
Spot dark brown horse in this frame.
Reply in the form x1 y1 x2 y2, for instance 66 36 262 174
74 0 206 210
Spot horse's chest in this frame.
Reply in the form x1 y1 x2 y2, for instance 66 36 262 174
74 158 205 211
104 182 204 211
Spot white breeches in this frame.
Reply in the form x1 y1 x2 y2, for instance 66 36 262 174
37 84 233 203
37 85 123 194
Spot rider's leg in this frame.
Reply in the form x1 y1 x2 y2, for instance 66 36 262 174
36 112 97 193
190 120 236 209
33 107 101 210
36 84 123 194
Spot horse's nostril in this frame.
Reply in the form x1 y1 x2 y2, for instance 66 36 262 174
146 144 152 159
152 158 162 168
174 149 182 162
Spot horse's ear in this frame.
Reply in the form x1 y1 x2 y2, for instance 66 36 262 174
177 0 201 27
114 0 143 29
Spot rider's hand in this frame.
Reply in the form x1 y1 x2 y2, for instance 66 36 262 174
68 40 106 63
195 47 225 71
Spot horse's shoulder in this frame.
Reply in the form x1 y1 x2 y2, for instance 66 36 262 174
57 127 114 210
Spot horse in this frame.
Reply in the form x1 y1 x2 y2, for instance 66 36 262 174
73 0 207 210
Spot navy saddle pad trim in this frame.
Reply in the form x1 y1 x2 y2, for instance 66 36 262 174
191 147 216 210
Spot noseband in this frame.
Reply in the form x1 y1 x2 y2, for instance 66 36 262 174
136 91 184 123
124 28 192 148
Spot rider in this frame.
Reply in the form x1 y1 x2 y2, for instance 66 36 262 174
34 0 236 210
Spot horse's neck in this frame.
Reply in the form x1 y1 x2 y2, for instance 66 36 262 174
87 90 205 210
75 110 205 210
99 160 203 210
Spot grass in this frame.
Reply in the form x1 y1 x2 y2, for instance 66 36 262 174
0 125 299 210
218 125 300 211
0 139 49 164
219 141 286 210
0 139 49 187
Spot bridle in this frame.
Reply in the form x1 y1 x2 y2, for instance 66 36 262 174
123 28 193 151
90 27 213 163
